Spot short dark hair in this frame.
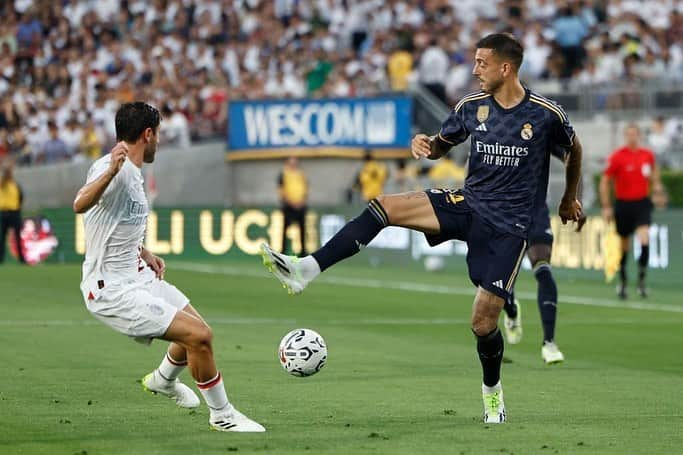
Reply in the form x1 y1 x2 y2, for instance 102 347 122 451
115 102 161 142
476 33 524 70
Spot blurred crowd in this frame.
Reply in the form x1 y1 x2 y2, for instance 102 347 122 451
0 0 682 167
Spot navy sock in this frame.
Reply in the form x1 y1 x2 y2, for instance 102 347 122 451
312 199 388 272
619 253 628 284
475 327 504 387
503 292 517 319
534 262 558 343
638 245 649 281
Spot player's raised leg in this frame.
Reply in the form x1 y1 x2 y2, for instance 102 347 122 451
472 288 507 424
260 192 440 294
162 310 265 432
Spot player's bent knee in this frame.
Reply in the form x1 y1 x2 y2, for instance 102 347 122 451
471 318 497 337
187 324 213 350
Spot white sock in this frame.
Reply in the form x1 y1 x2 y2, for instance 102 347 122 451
300 256 321 281
156 352 187 382
482 381 502 394
196 372 231 414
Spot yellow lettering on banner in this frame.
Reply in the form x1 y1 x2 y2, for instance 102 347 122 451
267 211 319 254
75 214 85 254
146 212 170 254
199 210 234 255
305 212 318 254
234 209 268 255
268 210 284 252
582 217 604 270
170 210 184 254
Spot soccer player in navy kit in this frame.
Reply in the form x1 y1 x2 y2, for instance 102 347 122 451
501 147 587 364
260 34 583 424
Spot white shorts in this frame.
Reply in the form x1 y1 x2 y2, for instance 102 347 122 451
84 275 190 344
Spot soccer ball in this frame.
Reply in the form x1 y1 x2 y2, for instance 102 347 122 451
278 328 327 377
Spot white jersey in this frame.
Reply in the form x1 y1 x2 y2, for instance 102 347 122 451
80 155 153 298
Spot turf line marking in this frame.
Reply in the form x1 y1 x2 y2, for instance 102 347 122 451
0 318 656 327
0 318 474 327
171 261 683 314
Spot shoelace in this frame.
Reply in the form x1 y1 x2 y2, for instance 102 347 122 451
485 392 500 412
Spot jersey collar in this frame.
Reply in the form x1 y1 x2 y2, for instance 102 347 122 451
489 86 530 114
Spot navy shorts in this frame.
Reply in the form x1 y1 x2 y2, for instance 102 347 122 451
424 189 527 300
528 203 553 246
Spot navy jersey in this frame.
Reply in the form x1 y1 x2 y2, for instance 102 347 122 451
438 89 574 238
533 145 570 214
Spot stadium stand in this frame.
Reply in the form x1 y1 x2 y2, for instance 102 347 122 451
0 0 681 167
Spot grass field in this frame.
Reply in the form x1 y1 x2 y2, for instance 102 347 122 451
1 260 682 454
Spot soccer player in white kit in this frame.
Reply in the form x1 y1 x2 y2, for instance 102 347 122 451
74 102 264 432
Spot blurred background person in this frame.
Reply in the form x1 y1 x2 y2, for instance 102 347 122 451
427 156 466 189
358 151 388 203
278 156 308 255
39 120 70 164
392 158 420 193
600 124 665 299
0 161 26 264
79 119 103 161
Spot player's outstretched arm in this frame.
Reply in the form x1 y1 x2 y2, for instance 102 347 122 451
411 134 451 161
559 135 583 224
73 142 128 213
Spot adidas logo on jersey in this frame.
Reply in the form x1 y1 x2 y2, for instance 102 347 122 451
476 123 488 132
493 280 504 289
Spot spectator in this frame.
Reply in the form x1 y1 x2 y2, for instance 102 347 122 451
427 157 466 189
40 121 70 164
388 44 413 91
61 118 83 156
161 105 191 149
552 4 589 77
80 119 103 161
278 156 308 256
358 150 388 203
418 36 449 102
0 0 679 170
392 158 420 193
0 162 26 264
647 117 672 157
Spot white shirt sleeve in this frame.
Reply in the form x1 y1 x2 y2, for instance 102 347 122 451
85 156 126 203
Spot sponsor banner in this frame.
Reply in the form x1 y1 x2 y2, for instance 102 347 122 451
227 96 412 150
8 215 59 265
40 207 680 283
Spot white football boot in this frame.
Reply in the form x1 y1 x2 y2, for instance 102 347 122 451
541 341 565 364
503 298 523 345
260 243 308 295
210 406 266 432
142 371 201 408
482 383 506 424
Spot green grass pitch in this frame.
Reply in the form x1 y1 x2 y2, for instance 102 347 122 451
0 261 681 454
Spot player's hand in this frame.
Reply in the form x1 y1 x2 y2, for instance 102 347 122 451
411 134 433 160
601 206 614 223
651 189 668 209
142 250 165 279
575 212 587 233
559 197 582 225
108 141 128 177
